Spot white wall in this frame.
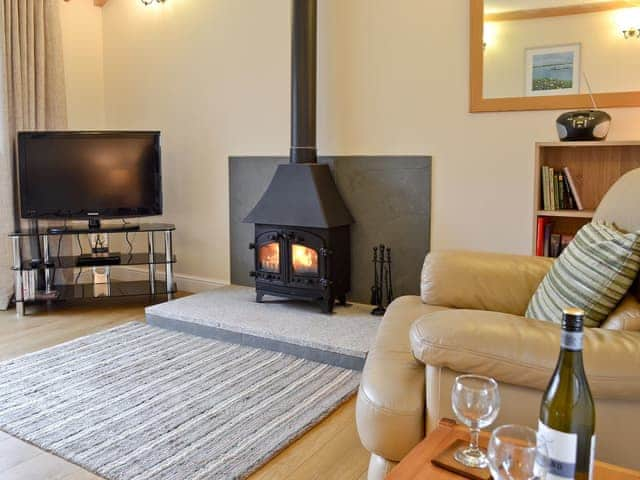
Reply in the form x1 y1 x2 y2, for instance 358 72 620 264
102 0 289 285
99 0 640 285
484 10 640 98
59 0 105 129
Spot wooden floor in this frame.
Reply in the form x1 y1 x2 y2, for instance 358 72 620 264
0 300 370 480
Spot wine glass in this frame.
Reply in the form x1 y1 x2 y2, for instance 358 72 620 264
451 375 501 468
488 425 549 480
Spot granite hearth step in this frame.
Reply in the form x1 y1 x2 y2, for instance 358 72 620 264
145 285 380 371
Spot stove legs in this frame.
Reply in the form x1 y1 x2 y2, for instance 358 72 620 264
254 288 345 314
321 295 335 314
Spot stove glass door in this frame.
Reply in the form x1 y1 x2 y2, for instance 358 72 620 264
258 242 280 273
291 244 319 275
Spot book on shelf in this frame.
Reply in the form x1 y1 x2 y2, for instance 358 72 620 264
560 235 574 255
549 234 562 258
544 222 553 257
540 165 582 211
562 166 583 211
561 173 575 209
542 166 554 211
542 166 550 211
535 217 574 258
556 171 564 209
547 167 556 210
536 218 546 256
542 166 556 211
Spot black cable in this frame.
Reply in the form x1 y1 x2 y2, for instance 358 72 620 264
56 235 63 260
74 235 85 285
125 232 133 256
51 234 63 285
76 234 83 256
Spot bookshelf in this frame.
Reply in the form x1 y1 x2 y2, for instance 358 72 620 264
533 141 640 256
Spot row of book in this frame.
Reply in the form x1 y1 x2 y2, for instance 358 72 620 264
541 166 583 211
536 218 574 257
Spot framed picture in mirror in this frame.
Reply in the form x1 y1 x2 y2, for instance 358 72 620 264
525 44 581 97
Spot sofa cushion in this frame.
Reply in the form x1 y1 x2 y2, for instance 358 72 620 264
526 222 640 327
421 250 553 316
601 294 640 331
355 296 449 462
411 309 640 401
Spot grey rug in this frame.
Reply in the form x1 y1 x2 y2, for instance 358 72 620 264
146 285 380 370
0 322 361 480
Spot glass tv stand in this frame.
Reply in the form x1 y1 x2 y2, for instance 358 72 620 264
9 223 176 317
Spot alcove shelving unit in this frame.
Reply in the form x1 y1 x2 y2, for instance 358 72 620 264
533 141 640 256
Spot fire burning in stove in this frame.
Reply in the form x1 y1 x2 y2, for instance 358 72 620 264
292 244 318 274
258 243 279 273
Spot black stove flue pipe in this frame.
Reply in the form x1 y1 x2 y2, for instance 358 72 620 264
290 0 317 164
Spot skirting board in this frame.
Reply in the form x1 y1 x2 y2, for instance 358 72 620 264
111 266 227 293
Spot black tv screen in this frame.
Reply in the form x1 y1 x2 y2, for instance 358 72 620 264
18 131 162 220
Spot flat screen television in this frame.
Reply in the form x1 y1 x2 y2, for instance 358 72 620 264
18 131 162 226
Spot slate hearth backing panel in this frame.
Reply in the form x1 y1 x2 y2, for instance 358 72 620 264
229 156 431 303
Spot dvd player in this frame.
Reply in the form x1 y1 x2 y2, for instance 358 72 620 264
77 253 121 267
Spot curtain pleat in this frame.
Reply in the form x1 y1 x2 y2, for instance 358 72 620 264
0 0 67 309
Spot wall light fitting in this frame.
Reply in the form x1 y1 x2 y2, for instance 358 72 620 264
141 0 165 5
623 28 640 38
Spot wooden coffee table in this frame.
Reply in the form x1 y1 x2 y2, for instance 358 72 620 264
388 419 640 480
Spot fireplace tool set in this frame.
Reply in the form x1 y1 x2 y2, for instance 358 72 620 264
370 244 394 316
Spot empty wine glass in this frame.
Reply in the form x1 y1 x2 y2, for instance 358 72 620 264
488 425 549 480
451 375 501 468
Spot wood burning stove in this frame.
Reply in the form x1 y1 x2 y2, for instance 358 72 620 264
243 0 353 313
250 224 350 313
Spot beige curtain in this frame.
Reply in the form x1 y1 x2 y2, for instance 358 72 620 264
0 0 67 309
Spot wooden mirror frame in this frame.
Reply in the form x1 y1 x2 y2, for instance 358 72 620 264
469 0 640 112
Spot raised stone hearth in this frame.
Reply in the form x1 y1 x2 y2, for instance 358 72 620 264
146 285 379 370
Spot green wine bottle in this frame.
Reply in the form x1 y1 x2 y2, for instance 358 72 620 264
539 307 596 480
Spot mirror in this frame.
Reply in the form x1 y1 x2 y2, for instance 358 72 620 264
470 0 640 112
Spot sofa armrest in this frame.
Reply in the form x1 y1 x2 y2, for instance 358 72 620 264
421 251 554 315
410 310 640 401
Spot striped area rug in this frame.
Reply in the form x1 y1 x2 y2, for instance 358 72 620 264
0 322 361 480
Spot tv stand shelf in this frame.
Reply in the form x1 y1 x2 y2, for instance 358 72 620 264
9 222 177 317
9 222 174 236
55 280 172 301
12 253 176 271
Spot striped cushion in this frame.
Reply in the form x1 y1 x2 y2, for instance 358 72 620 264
526 222 640 327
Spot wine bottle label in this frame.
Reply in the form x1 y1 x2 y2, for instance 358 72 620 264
538 421 577 480
560 330 583 351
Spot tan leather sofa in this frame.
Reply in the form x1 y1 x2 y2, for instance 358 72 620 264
356 168 640 480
